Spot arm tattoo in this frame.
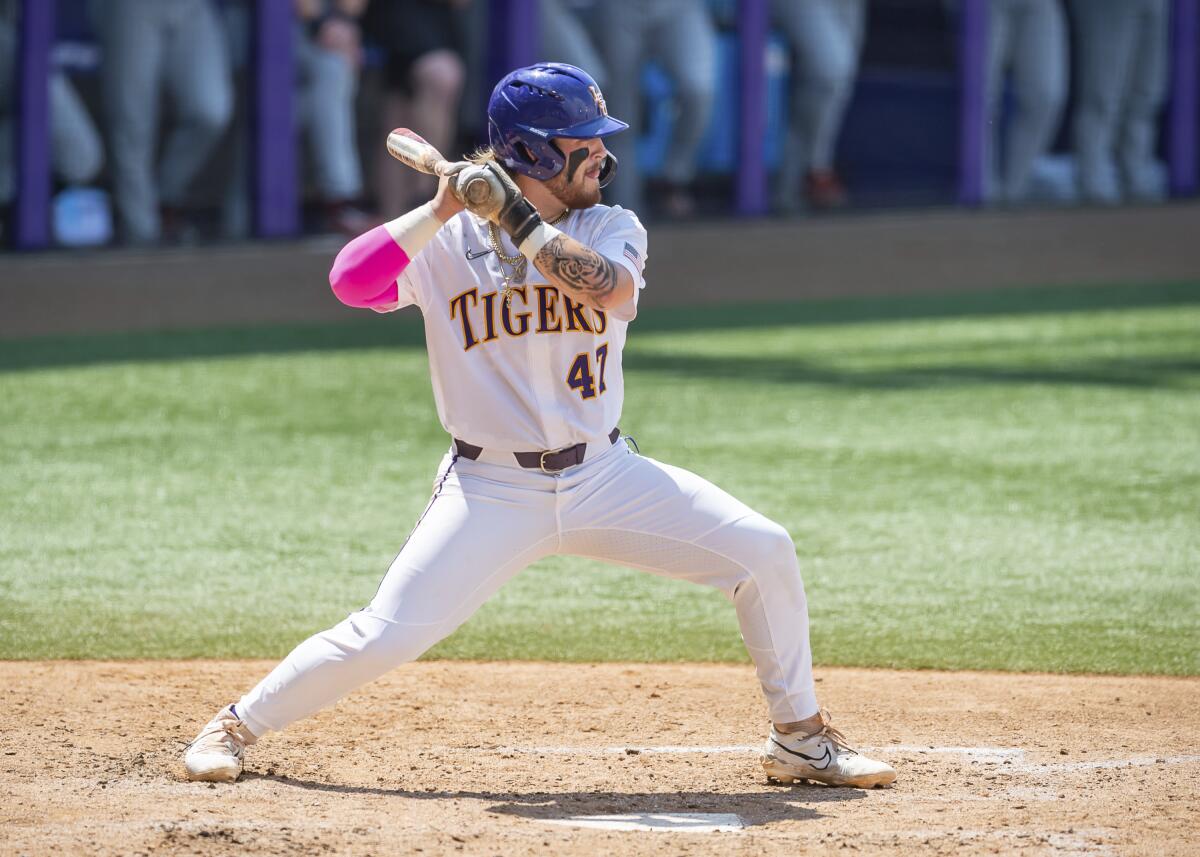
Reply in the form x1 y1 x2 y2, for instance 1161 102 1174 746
535 235 618 303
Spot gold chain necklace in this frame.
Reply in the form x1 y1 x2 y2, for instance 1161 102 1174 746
489 208 569 306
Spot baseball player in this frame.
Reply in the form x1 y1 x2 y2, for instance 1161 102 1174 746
183 63 896 790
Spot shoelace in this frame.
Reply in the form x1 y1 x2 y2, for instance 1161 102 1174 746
185 717 246 756
812 709 859 756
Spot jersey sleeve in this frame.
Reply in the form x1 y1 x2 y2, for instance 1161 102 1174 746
594 207 648 323
370 232 434 314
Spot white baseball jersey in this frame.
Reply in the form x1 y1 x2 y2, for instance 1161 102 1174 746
377 205 648 451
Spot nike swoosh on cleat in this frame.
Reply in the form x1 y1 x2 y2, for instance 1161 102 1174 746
771 739 834 770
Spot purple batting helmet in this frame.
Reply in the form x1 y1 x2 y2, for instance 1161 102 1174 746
487 63 627 187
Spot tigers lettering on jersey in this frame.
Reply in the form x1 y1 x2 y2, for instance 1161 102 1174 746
448 286 608 351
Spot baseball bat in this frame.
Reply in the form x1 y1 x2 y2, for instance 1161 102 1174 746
386 128 453 177
386 128 496 207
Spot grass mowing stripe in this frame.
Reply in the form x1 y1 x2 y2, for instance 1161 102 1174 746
1 283 1197 672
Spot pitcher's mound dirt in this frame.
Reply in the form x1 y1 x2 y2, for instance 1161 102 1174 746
2 661 1197 856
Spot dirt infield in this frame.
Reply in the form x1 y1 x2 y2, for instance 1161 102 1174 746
3 661 1197 856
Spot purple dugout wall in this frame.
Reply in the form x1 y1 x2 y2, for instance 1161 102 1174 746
9 0 1199 249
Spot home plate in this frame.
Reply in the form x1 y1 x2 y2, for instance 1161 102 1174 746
542 813 745 834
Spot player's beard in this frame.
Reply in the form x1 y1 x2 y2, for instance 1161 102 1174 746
546 172 602 210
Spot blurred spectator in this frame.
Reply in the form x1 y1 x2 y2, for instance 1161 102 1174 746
538 0 607 90
770 0 866 214
983 0 1068 205
0 1 105 224
1070 0 1169 203
91 0 234 244
593 0 717 218
214 0 253 240
295 0 373 235
364 0 469 220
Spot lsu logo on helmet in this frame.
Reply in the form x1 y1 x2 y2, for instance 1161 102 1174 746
589 85 608 117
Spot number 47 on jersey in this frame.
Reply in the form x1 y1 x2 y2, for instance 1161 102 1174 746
567 343 608 399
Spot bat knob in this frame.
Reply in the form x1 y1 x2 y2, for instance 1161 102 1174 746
450 164 504 219
462 174 497 207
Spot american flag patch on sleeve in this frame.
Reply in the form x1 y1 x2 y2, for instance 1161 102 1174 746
623 242 642 268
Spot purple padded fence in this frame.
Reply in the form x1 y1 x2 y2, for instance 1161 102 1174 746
1170 0 1198 196
14 0 54 249
736 0 768 216
957 0 986 207
254 0 298 238
487 0 538 95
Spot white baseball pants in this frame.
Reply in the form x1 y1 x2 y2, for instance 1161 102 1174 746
235 439 818 737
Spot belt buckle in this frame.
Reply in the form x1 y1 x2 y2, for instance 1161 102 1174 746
539 449 557 474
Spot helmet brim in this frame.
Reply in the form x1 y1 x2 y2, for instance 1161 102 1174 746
542 114 629 140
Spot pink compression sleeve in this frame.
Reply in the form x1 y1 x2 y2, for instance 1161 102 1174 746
328 225 407 308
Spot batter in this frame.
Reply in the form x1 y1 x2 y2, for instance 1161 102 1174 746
183 63 896 790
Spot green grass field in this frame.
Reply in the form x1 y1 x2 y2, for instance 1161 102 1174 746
1 282 1197 674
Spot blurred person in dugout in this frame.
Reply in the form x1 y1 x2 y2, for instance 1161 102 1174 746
90 0 233 244
217 0 372 238
1070 0 1169 203
592 0 718 218
295 0 374 234
981 0 1068 205
770 0 866 213
365 0 470 220
0 0 105 229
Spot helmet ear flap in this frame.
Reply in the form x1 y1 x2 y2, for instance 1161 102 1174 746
597 152 618 188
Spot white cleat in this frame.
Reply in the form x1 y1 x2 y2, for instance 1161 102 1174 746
183 704 257 783
761 710 896 789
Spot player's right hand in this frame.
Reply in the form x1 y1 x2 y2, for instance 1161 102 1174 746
431 162 470 222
